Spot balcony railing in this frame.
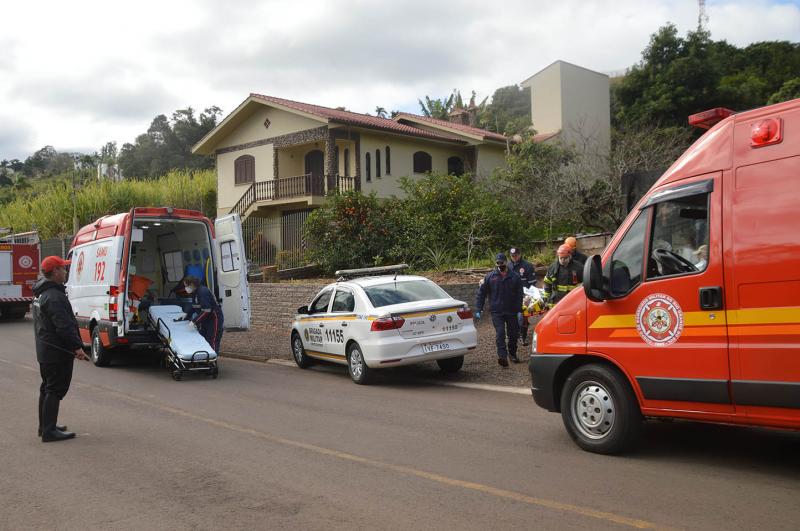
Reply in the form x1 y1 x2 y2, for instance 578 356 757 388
231 174 359 217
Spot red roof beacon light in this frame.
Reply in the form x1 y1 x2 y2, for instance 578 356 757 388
750 118 782 148
688 107 735 129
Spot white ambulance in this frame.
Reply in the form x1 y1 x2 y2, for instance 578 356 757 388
66 207 250 366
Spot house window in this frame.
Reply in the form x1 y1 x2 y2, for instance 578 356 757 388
447 156 464 176
344 148 350 177
385 146 391 175
334 146 340 176
375 149 381 178
234 155 255 185
413 151 432 173
365 152 371 182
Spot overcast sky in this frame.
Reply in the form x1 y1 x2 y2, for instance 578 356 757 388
1 0 799 160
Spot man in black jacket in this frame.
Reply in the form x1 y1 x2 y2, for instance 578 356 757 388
475 253 524 366
32 256 88 443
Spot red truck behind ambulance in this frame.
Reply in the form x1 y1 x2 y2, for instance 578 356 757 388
0 233 40 319
529 97 800 454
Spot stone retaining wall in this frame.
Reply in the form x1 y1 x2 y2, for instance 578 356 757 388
249 281 479 332
223 280 508 362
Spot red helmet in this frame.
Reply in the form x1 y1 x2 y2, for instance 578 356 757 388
557 244 572 257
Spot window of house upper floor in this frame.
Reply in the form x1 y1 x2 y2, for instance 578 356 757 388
234 155 255 185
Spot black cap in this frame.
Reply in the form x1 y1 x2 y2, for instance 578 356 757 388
495 252 507 263
509 247 520 255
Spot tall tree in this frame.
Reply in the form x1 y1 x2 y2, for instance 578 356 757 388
118 106 222 178
480 85 531 134
614 24 800 128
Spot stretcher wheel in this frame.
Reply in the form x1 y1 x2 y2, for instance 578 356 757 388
172 370 183 381
209 367 219 379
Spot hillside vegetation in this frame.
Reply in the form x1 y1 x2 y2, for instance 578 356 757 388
0 170 216 239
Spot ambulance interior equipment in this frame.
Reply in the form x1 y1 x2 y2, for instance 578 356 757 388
126 219 219 378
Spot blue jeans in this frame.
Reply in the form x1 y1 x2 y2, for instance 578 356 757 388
491 312 519 359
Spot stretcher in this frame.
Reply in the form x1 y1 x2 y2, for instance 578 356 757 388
147 305 219 381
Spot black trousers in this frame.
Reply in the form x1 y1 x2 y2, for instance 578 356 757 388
39 359 74 432
491 312 519 359
39 360 74 400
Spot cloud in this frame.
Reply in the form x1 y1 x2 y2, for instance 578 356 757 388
0 0 798 159
10 66 179 123
0 116 37 160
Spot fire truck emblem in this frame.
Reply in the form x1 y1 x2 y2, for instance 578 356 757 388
18 255 33 268
635 293 683 347
76 251 85 278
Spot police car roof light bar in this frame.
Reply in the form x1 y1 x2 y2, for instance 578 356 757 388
335 264 409 280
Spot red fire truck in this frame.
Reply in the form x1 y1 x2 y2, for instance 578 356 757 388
529 97 800 454
0 231 40 319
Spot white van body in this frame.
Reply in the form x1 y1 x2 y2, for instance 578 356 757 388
66 207 250 365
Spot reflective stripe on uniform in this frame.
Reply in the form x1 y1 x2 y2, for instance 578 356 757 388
556 285 578 292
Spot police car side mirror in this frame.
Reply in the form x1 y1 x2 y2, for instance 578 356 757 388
297 305 309 315
583 255 608 302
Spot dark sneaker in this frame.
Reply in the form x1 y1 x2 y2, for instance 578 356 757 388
522 339 529 346
498 357 509 367
510 355 520 364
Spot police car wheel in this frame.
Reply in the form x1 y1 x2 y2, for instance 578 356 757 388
347 343 372 385
90 327 112 367
436 355 464 373
560 363 642 455
291 332 313 369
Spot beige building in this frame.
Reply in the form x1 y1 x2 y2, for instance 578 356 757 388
192 94 509 264
521 60 611 158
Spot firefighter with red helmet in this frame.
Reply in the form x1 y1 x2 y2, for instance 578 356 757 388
543 244 583 308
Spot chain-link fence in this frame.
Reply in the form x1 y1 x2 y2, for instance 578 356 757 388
40 236 74 259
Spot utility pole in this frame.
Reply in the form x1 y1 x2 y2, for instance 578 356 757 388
72 160 79 235
698 0 709 30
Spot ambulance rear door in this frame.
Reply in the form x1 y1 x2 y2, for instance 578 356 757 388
213 213 251 330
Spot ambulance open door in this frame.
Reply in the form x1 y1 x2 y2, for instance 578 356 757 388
214 213 251 330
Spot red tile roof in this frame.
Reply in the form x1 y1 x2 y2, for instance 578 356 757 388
394 113 508 142
250 93 467 144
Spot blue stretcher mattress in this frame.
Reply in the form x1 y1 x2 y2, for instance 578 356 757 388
148 305 217 361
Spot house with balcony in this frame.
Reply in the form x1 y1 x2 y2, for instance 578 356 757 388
191 93 510 266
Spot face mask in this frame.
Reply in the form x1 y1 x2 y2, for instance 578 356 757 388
185 285 195 294
497 264 507 272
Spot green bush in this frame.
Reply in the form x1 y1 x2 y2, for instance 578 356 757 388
305 173 533 274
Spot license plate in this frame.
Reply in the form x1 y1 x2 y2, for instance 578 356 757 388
422 342 450 354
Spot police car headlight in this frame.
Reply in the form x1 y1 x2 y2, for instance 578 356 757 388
531 331 538 355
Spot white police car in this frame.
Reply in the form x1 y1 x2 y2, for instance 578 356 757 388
291 265 478 384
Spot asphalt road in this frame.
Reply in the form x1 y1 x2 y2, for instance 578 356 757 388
2 317 800 530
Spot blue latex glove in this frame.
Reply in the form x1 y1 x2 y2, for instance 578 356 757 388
474 311 482 320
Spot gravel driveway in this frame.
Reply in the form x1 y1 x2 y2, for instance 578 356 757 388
221 315 539 388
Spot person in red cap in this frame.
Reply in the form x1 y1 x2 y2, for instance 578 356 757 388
543 244 584 308
32 256 89 443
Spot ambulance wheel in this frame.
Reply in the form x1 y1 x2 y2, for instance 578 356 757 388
291 332 314 369
347 342 372 385
437 355 464 373
90 327 112 367
560 363 643 455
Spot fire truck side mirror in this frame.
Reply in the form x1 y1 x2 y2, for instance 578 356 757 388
583 255 608 303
